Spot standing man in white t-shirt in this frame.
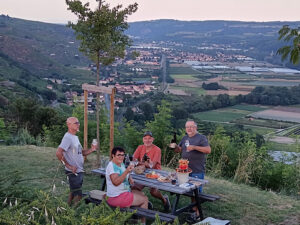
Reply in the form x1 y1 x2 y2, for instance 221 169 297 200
56 117 97 205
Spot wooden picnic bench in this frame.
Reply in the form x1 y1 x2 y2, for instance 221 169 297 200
84 195 177 223
91 168 209 221
183 192 221 203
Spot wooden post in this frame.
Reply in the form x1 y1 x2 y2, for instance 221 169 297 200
82 84 115 160
84 90 88 150
110 88 116 156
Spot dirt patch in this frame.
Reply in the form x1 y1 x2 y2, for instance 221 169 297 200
206 90 251 96
168 89 191 96
274 215 300 225
251 109 300 123
270 203 293 210
268 136 295 144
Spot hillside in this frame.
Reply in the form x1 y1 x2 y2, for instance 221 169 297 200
0 145 299 225
1 16 300 105
128 19 300 68
0 15 96 104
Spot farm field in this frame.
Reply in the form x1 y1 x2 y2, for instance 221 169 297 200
169 85 205 95
193 104 266 123
250 106 300 123
170 74 198 80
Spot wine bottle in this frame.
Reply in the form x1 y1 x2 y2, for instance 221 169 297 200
143 153 149 162
125 154 130 168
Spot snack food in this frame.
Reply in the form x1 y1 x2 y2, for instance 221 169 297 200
145 173 159 179
157 176 170 182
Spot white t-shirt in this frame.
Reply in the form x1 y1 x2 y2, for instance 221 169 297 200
106 161 130 197
59 132 84 173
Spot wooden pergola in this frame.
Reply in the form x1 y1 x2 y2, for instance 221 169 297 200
82 83 116 155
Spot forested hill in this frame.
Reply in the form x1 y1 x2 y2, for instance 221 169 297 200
1 16 300 105
0 15 89 77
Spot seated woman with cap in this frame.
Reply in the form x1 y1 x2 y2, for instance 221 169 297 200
106 146 148 223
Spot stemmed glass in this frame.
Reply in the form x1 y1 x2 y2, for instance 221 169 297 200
133 158 139 166
149 161 153 169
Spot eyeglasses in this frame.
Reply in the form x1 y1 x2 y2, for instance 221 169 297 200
185 126 195 128
116 154 125 157
73 122 80 125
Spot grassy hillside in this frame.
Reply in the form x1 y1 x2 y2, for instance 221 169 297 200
0 145 299 225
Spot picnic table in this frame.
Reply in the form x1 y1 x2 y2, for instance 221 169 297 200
91 167 209 221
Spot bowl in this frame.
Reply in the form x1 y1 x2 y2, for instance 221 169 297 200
134 165 145 174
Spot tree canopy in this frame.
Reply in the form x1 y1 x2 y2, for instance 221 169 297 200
277 25 300 65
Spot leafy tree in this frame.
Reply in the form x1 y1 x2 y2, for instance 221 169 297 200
145 100 173 165
0 118 9 141
277 25 300 65
66 0 138 161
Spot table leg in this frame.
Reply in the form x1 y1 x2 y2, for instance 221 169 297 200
171 194 180 215
194 189 204 220
101 175 106 191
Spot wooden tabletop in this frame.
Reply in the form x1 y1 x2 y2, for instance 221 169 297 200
92 168 208 195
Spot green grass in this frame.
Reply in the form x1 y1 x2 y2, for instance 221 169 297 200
170 85 206 95
170 74 198 80
265 141 300 153
1 146 299 225
169 66 199 74
243 125 276 135
229 104 268 112
193 107 252 123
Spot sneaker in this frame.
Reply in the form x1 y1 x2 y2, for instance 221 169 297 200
148 201 153 210
163 194 170 212
186 212 201 224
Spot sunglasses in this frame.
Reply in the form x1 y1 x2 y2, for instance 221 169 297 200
116 154 125 157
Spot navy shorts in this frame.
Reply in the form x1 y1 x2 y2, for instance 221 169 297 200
65 171 83 197
189 172 204 193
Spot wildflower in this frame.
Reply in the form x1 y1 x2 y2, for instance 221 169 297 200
2 197 7 205
51 216 56 225
45 207 48 218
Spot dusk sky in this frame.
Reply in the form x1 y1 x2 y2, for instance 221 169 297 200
0 0 299 24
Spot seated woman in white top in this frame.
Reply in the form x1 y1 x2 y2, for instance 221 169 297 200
106 146 148 223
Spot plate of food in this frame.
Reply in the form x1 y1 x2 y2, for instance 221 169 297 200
145 171 159 179
157 176 171 182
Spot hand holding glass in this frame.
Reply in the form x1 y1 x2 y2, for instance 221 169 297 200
149 161 153 169
91 139 98 150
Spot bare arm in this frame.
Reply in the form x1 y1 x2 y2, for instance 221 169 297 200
82 148 96 156
110 165 134 186
187 145 211 154
56 147 77 173
174 144 182 153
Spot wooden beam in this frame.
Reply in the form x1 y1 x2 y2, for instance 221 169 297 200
109 88 116 156
84 90 88 150
82 83 114 94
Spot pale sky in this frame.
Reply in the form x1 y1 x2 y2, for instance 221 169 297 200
0 0 299 24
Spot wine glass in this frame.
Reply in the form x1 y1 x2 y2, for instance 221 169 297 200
149 161 153 169
133 158 139 166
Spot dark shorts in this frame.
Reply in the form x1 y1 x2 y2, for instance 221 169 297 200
65 171 83 197
190 172 205 193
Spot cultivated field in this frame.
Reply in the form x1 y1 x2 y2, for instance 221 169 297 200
193 104 266 123
250 106 300 123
